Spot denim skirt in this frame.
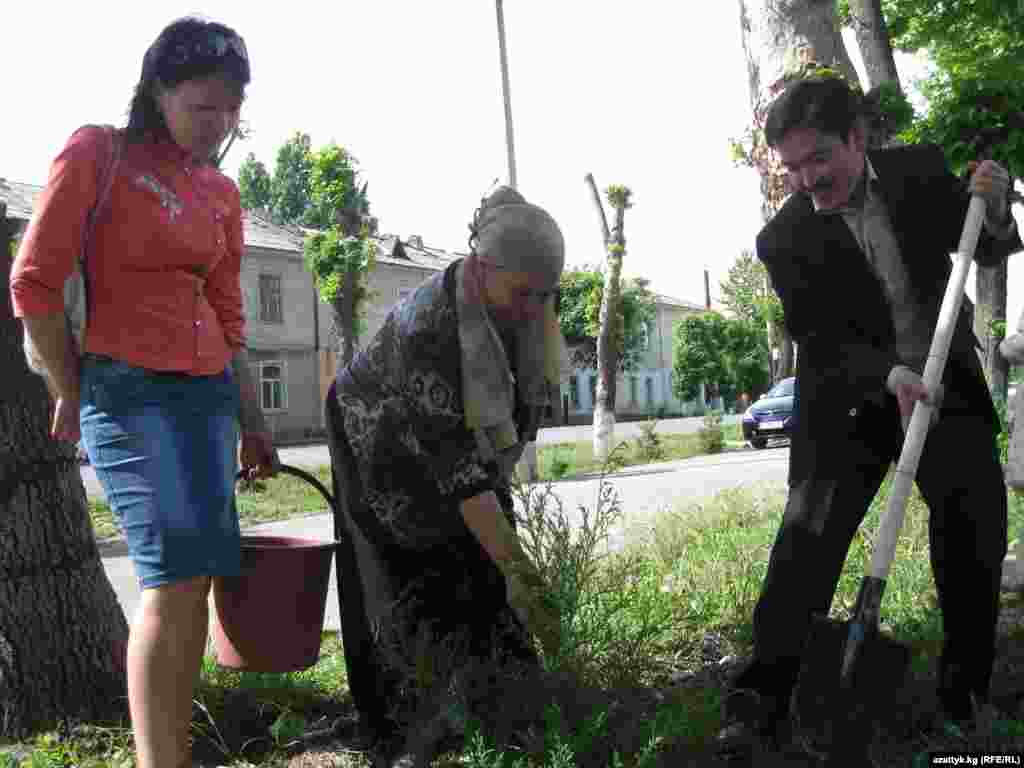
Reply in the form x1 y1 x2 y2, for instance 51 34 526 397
80 354 241 589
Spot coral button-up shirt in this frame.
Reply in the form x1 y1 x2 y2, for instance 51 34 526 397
10 125 246 376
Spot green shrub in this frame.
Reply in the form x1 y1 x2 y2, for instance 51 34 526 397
698 411 724 454
634 419 664 462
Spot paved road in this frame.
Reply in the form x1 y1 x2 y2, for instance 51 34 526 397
81 415 743 499
97 440 788 634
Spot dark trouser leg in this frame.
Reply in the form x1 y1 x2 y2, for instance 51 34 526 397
915 407 1007 714
736 408 897 698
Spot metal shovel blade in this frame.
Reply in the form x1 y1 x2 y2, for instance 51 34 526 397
794 610 911 752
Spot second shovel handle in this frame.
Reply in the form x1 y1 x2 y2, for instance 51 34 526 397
868 195 988 581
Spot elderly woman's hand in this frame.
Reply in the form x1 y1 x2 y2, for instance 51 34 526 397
505 561 561 658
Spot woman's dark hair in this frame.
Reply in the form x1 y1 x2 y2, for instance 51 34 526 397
764 76 864 148
126 16 250 141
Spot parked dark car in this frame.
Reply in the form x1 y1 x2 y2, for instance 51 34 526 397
742 376 796 449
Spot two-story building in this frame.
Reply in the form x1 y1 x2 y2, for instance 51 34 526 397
563 293 708 424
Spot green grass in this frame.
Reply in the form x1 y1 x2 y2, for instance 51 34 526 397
536 415 744 482
88 498 119 541
537 433 705 481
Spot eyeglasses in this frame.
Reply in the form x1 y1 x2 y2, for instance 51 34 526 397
480 261 558 303
169 30 249 67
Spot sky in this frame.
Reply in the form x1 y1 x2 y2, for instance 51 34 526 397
5 2 1023 324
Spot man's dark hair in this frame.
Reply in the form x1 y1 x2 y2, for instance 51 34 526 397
764 77 864 148
126 16 250 142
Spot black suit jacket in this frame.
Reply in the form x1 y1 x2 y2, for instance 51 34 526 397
756 144 1022 487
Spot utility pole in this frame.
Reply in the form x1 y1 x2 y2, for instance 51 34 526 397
496 0 518 189
496 0 538 482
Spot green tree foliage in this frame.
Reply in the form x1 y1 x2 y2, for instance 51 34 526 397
902 79 1024 179
719 249 783 329
558 267 657 372
879 0 1022 80
270 131 315 226
237 152 272 212
879 0 1024 176
303 144 376 365
673 314 731 403
726 318 771 397
672 313 769 404
308 144 369 233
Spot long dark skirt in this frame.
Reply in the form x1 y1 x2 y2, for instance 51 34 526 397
325 384 536 742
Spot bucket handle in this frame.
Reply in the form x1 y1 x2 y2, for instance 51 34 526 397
235 464 339 518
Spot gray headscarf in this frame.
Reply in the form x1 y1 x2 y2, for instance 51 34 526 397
456 186 568 476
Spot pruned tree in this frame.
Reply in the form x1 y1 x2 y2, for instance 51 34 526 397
558 267 656 374
304 144 377 369
1 209 130 737
585 174 631 462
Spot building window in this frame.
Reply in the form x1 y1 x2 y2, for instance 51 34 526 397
589 376 597 404
396 287 412 301
569 375 579 408
259 361 288 412
630 376 639 405
645 377 654 407
259 274 283 324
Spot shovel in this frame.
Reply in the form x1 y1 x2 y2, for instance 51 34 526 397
793 194 989 757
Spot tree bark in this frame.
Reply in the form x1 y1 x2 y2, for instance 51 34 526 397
585 174 622 462
332 265 358 369
846 0 900 90
0 214 129 737
738 0 855 380
738 0 858 103
975 259 1010 402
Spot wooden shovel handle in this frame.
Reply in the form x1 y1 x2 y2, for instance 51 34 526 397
868 195 988 581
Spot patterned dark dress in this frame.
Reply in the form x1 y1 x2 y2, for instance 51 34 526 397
326 259 539 739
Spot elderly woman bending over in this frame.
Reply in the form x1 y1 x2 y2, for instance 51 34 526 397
325 187 565 765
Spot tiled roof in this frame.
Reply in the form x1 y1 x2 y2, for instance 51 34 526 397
653 292 706 312
243 210 305 252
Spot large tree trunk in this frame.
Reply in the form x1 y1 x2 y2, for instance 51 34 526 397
846 0 900 90
1 212 129 737
738 0 856 381
738 0 858 102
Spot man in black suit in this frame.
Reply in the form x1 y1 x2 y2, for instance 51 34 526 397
718 77 1021 759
